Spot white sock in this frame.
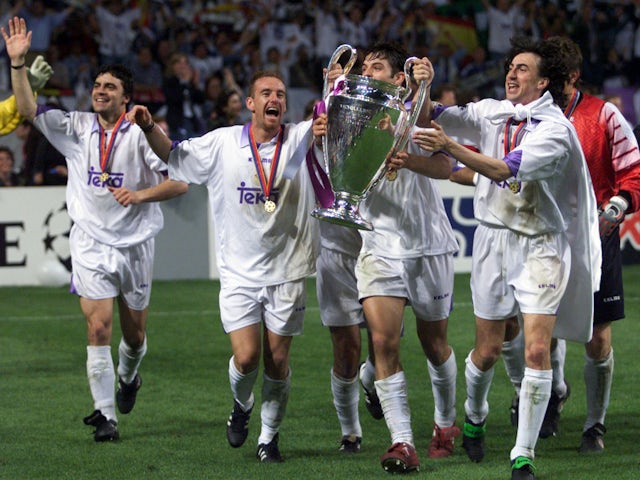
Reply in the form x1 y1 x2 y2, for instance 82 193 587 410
551 339 567 397
428 349 457 427
510 367 552 461
258 370 291 445
464 351 494 424
331 369 362 437
359 356 376 392
376 371 413 446
117 336 147 384
584 349 614 430
501 330 524 395
228 356 257 412
86 345 116 421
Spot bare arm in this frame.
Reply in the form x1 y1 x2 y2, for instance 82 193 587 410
109 178 188 207
413 121 512 182
2 17 36 121
386 150 452 179
450 166 478 186
126 105 173 162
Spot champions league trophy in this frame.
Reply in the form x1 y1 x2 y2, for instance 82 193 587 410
311 44 428 230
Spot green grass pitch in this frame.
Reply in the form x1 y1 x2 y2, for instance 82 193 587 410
1 268 639 479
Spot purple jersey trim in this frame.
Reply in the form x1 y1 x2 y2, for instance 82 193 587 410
504 150 522 177
432 104 448 120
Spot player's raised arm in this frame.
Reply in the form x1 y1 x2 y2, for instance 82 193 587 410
126 105 173 163
2 17 37 122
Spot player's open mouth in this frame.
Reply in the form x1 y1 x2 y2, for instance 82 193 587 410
266 107 279 117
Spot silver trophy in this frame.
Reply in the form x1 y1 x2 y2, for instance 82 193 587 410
311 44 428 230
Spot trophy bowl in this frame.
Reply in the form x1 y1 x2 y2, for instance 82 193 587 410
311 74 411 230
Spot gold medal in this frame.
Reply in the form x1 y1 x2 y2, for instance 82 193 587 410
386 169 397 181
99 172 110 182
264 199 276 213
508 180 520 193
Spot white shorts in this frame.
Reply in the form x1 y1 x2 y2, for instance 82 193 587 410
70 226 154 310
316 248 364 327
356 252 454 321
219 279 307 335
471 224 571 320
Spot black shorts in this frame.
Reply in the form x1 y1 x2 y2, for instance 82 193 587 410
593 227 625 324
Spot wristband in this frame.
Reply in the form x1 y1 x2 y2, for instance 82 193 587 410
140 121 155 133
11 63 26 70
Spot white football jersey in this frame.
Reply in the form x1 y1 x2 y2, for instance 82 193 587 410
168 121 319 287
358 137 458 259
34 109 167 247
436 93 584 236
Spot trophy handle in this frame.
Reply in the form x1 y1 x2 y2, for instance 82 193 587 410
321 44 357 181
323 44 357 99
367 56 429 190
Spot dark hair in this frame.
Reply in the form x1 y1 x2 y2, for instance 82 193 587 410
0 145 14 164
541 36 583 108
216 90 242 117
95 64 134 99
248 70 286 97
363 42 408 76
503 36 565 107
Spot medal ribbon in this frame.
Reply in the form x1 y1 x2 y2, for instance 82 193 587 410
503 117 527 156
98 111 127 175
563 89 581 119
248 123 284 203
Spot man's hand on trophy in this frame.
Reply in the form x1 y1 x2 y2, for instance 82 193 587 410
386 151 409 170
312 114 327 147
411 58 434 86
323 63 344 91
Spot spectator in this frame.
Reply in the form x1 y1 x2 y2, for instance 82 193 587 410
162 52 206 140
482 0 525 62
19 0 75 64
130 44 165 114
0 145 19 187
207 89 244 131
189 40 223 91
94 0 141 65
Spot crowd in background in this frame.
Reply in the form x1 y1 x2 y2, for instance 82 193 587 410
1 0 639 186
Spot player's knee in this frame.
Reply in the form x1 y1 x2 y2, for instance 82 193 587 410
524 341 549 369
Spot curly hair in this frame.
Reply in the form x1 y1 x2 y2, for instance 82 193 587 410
541 36 583 109
503 36 566 107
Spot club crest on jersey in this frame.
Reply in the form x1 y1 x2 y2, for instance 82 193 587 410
87 166 124 188
237 182 280 208
495 176 521 194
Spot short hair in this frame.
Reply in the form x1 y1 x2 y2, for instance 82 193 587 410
362 42 408 76
248 70 286 97
0 145 15 164
95 64 134 100
503 36 565 107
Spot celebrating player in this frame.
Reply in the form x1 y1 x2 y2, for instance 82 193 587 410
3 17 188 442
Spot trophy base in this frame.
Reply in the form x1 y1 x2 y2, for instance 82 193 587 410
311 206 373 231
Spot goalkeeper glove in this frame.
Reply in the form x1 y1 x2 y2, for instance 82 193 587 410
27 55 54 92
599 195 628 239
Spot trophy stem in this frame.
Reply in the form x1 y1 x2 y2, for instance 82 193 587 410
311 196 373 231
